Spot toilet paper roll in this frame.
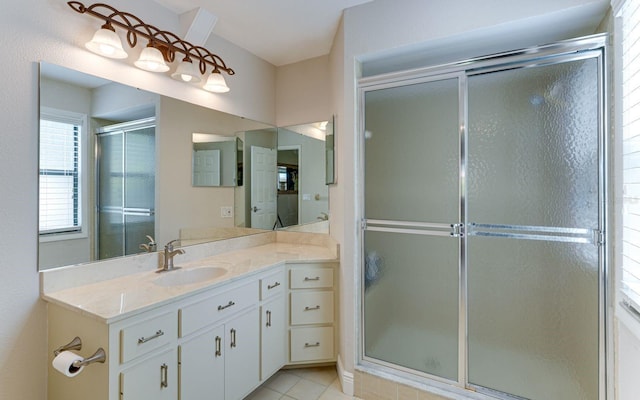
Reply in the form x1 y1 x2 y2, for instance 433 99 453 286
52 351 85 377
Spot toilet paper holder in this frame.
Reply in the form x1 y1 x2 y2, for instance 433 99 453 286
54 336 106 368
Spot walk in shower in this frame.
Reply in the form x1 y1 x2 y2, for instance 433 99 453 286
359 35 607 400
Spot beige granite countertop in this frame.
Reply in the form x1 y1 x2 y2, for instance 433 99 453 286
41 233 338 324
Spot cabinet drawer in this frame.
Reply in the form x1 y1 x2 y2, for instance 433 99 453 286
180 280 258 337
290 327 334 362
260 268 285 300
290 266 333 289
290 291 333 325
120 312 176 364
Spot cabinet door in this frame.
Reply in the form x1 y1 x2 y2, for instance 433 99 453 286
179 325 224 400
261 295 286 380
225 308 260 400
120 349 177 400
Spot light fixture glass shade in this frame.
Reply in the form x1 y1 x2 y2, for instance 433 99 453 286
203 72 230 93
171 59 201 83
134 45 170 72
85 27 128 59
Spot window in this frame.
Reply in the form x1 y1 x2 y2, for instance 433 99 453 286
619 0 640 314
39 109 85 236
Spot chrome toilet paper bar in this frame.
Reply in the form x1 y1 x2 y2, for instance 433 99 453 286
54 336 106 368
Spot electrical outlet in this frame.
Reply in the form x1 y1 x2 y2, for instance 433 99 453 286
221 206 233 218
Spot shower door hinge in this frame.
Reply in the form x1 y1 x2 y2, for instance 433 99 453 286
595 230 605 246
451 223 464 238
361 219 367 230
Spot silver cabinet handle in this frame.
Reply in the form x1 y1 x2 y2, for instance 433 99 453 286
138 330 164 344
304 305 321 311
215 336 222 357
267 281 281 290
304 342 320 348
160 363 168 388
230 328 237 348
266 310 272 327
217 301 235 311
304 276 320 281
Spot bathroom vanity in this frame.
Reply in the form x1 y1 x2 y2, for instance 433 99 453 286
41 232 338 400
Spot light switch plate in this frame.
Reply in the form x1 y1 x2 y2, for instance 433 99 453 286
221 206 233 218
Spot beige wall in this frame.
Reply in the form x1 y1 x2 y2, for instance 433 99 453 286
276 55 331 127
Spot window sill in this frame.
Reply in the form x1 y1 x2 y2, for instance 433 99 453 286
39 231 87 243
616 296 640 341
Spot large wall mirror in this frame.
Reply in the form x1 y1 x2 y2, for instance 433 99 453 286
38 62 332 270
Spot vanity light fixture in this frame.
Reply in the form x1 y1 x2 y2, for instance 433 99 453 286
134 43 170 72
85 22 127 59
203 71 230 93
171 57 202 83
68 1 235 92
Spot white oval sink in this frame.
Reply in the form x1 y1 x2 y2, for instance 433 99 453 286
154 266 228 287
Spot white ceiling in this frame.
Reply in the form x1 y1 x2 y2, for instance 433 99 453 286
152 0 373 66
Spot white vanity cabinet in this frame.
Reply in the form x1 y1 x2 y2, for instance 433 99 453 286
46 258 338 400
178 279 261 400
120 348 177 400
287 263 337 364
259 268 287 380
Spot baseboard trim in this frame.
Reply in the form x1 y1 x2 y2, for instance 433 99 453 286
337 354 354 396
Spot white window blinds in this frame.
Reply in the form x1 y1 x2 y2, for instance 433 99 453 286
39 109 85 235
621 0 640 311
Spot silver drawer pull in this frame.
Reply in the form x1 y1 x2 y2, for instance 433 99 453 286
160 363 168 388
138 330 164 344
267 281 281 290
215 336 222 357
304 276 320 281
217 301 235 311
304 342 321 348
304 305 321 311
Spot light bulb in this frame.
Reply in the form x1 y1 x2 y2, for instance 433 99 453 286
85 25 128 59
203 72 230 93
134 45 170 72
171 58 201 83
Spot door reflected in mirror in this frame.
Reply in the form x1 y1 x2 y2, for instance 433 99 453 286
191 133 243 187
276 121 331 230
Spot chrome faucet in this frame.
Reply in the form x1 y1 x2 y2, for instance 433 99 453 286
158 239 185 272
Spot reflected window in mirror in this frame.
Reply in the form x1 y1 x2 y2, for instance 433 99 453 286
39 108 87 238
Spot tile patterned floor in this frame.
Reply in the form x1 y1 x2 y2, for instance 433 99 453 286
244 366 360 400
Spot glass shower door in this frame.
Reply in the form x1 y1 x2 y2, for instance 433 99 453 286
362 77 461 380
97 119 155 259
122 126 155 255
466 57 601 399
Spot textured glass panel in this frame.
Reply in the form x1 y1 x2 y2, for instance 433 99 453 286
363 231 458 380
98 133 123 210
124 127 155 209
364 79 459 223
467 58 600 399
467 237 599 400
467 59 599 229
98 210 123 259
124 214 155 255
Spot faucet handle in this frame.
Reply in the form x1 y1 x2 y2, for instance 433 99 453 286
165 239 181 251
